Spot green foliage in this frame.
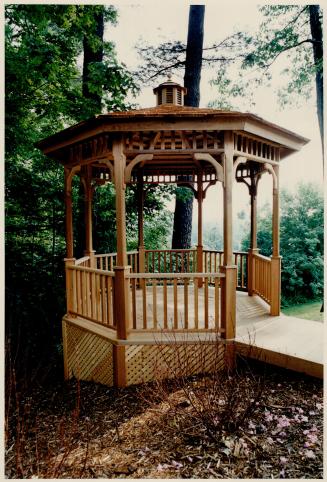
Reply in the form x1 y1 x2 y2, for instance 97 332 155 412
5 5 169 378
241 183 324 304
210 5 322 112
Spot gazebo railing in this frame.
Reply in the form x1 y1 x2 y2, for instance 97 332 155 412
65 249 250 332
75 256 91 268
128 272 224 333
252 253 272 304
95 250 139 272
145 248 197 273
66 264 116 329
203 249 248 290
94 248 248 287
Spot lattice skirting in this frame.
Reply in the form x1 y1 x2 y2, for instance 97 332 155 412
62 318 225 387
125 342 225 386
63 319 114 386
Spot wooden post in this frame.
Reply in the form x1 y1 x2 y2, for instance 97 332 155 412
197 170 203 286
272 164 280 259
220 265 237 370
83 166 96 267
223 131 234 266
64 167 78 316
222 131 237 369
64 167 74 259
64 257 75 314
113 266 131 340
248 176 258 296
137 172 145 282
113 138 127 266
113 345 127 387
112 137 131 343
271 162 281 315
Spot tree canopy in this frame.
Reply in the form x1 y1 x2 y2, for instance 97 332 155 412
5 4 172 380
241 183 324 304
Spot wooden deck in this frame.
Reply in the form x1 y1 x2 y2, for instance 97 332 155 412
130 287 323 378
235 292 323 378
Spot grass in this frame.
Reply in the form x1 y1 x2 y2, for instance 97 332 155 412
282 300 323 322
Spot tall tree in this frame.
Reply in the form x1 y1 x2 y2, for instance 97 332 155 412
137 5 323 160
309 5 323 155
171 5 205 249
82 7 105 112
242 6 323 156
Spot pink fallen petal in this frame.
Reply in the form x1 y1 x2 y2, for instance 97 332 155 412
304 450 316 459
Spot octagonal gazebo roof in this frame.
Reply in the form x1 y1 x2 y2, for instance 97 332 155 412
37 104 309 160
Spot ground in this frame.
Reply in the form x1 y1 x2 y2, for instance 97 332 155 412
282 300 323 322
6 359 323 479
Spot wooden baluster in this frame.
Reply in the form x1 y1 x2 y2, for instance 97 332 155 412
204 277 209 329
170 251 173 272
181 253 185 273
107 277 112 327
91 272 96 320
187 252 190 272
152 279 157 328
101 275 107 324
71 269 77 313
142 278 147 329
163 279 168 328
158 252 161 273
184 278 189 329
214 277 220 330
85 271 90 317
132 278 137 329
164 251 167 273
194 278 199 329
173 278 178 328
152 251 155 272
96 272 101 321
266 262 269 300
241 254 245 288
76 270 81 314
86 272 91 317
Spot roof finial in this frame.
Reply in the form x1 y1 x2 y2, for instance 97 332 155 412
167 72 172 81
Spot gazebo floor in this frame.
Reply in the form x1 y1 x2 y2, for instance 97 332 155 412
235 292 323 378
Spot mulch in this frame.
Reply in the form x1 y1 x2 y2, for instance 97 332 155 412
5 359 323 479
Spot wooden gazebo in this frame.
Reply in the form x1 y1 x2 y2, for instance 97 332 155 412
37 78 309 386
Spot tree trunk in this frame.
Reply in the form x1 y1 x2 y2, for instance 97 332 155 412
172 5 205 249
184 5 205 107
309 5 323 160
76 9 105 257
82 9 104 112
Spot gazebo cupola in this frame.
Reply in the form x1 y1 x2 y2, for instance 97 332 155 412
153 74 187 106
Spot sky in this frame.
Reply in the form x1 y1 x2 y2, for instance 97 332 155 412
106 1 323 228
